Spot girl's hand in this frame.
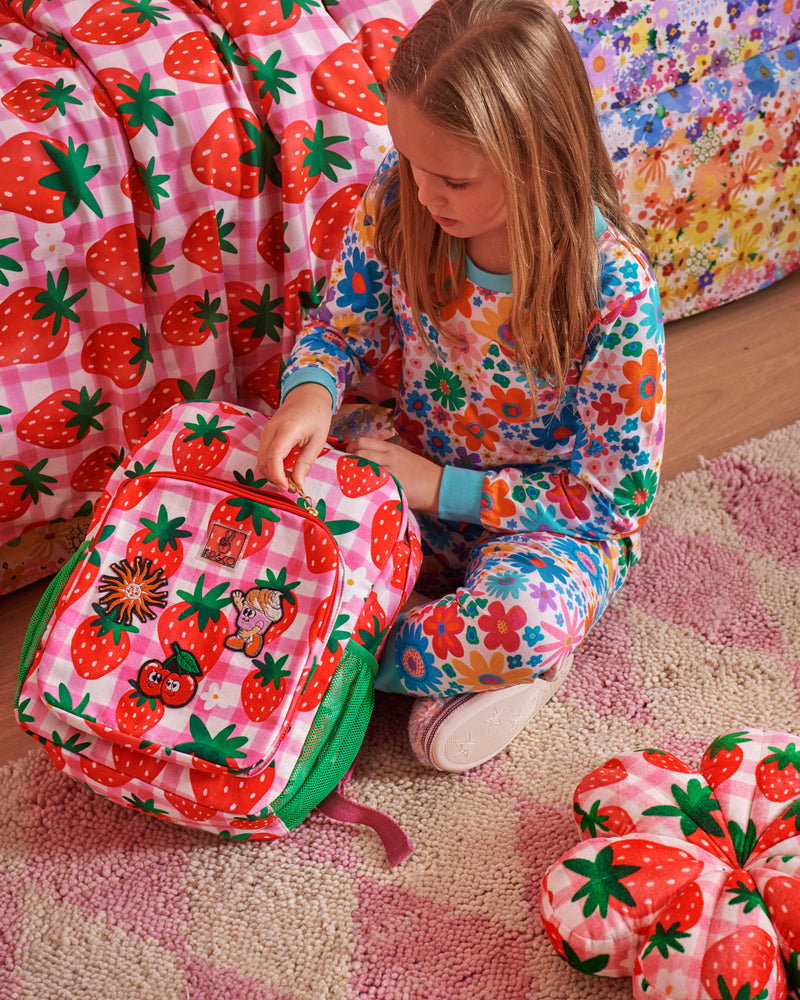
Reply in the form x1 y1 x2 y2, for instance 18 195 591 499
346 436 443 513
257 383 333 491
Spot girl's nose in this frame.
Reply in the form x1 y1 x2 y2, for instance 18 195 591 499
415 172 441 210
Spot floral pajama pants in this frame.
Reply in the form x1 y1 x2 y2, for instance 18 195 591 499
375 513 637 697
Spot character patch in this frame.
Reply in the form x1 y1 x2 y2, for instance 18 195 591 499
136 643 202 708
225 585 285 659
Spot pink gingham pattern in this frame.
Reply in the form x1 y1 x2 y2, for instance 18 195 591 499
540 729 800 999
17 400 421 838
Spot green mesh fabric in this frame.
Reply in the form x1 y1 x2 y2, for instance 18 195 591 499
272 640 377 831
16 541 88 704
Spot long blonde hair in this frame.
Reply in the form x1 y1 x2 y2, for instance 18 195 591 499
373 0 649 400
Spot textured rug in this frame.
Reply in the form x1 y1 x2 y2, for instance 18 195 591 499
2 421 800 1000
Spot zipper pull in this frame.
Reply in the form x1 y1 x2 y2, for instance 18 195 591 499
286 474 319 518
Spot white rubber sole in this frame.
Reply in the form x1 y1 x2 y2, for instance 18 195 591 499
419 657 573 772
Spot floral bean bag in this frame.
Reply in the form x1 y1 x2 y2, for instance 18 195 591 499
541 729 800 999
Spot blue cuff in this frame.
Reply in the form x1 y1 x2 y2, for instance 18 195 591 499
280 368 337 409
437 465 485 524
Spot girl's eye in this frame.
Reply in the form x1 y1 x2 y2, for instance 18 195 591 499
445 180 469 190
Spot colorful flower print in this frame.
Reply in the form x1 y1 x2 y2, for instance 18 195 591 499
421 600 465 660
335 247 382 313
619 349 664 423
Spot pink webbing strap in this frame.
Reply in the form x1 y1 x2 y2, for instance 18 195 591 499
317 791 414 867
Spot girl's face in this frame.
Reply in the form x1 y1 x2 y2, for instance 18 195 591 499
386 93 509 271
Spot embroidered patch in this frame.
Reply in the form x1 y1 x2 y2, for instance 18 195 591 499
98 557 168 624
199 521 249 570
225 585 286 659
136 643 201 708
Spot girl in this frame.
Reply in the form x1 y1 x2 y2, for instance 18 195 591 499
258 0 665 772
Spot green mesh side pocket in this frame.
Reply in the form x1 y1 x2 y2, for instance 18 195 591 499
272 640 377 831
16 540 90 705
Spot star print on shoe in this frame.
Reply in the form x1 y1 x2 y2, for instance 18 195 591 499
408 656 573 772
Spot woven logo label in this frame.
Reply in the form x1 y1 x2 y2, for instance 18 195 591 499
200 522 249 570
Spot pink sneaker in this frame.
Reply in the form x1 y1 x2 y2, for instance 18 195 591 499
408 657 573 772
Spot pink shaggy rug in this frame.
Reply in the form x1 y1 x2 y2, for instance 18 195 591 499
2 421 800 1000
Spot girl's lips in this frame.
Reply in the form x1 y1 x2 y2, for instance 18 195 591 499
432 214 457 228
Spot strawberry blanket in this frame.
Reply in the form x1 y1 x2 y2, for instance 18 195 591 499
1 0 799 595
0 0 420 561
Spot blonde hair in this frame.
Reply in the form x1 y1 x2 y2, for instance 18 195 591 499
373 0 649 401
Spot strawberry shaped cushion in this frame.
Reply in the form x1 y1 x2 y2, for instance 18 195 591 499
540 729 800 999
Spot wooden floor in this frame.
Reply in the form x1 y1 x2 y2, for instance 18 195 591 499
2 268 799 765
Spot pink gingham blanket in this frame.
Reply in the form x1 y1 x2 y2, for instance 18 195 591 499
0 0 424 547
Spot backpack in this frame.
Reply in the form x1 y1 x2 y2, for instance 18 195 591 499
15 401 421 864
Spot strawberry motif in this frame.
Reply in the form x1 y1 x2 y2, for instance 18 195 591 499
303 498 357 574
14 34 77 69
207 470 281 559
120 159 167 214
121 371 215 449
164 790 218 823
700 926 776 1000
164 30 232 84
241 352 284 410
85 224 145 303
311 43 387 123
564 838 705 922
283 268 326 333
225 279 284 355
114 682 165 738
70 602 139 679
0 267 85 367
70 446 124 493
112 743 166 783
191 108 280 198
0 132 101 222
641 748 696 773
257 210 286 271
641 881 705 959
81 322 151 388
126 503 192 577
755 743 800 801
754 800 800 854
0 459 56 522
370 498 403 569
79 758 130 788
92 67 144 134
574 800 634 838
182 209 235 273
214 0 311 36
1 77 81 123
17 387 110 449
157 573 232 674
303 519 339 575
336 454 391 497
161 291 227 345
281 119 350 204
190 763 276 816
701 730 752 789
241 652 291 722
761 874 800 955
171 411 233 474
310 183 366 259
71 0 172 45
354 18 408 85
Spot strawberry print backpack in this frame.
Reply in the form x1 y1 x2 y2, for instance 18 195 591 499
15 401 422 863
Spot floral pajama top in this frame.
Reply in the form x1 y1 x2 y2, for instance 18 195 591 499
282 151 666 546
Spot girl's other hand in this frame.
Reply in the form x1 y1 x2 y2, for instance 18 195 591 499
256 383 333 491
346 436 443 513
